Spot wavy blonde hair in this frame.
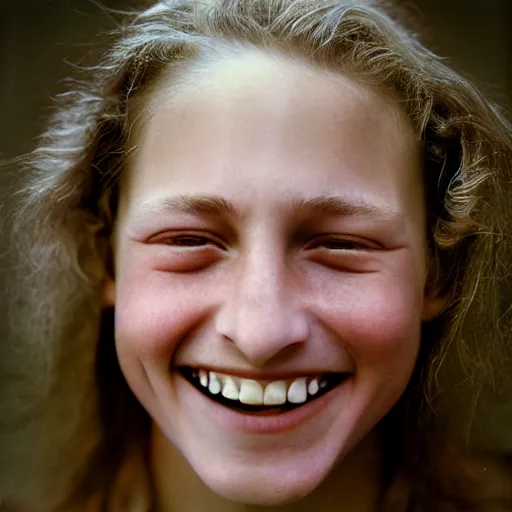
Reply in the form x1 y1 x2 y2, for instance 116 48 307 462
3 0 512 510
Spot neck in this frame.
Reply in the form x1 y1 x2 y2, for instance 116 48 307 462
149 427 385 512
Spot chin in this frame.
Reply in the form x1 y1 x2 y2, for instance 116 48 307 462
187 449 338 507
200 470 321 506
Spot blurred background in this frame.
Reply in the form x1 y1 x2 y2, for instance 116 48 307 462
0 0 511 164
0 0 511 444
0 6 511 507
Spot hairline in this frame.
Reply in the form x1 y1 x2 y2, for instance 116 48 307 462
125 38 418 172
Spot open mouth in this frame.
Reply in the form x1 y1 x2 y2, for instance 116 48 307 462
179 367 351 413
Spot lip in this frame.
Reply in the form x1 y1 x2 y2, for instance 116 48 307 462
180 372 350 435
179 365 350 381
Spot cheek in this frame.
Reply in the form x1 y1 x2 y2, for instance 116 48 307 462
347 286 421 404
313 270 423 434
114 269 212 363
113 270 213 423
313 269 423 376
346 284 421 356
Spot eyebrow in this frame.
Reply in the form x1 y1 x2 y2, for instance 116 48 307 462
134 194 237 218
290 196 403 222
132 194 403 223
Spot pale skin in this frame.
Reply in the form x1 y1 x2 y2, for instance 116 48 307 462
105 48 443 512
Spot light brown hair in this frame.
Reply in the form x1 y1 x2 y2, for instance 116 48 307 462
4 0 512 510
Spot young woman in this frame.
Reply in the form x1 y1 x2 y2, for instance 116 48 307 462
4 0 512 510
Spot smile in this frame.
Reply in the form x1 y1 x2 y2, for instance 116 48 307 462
179 367 350 413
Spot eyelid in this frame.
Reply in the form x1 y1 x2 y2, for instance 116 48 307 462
149 231 226 248
305 235 381 250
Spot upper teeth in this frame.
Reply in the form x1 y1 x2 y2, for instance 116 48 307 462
196 370 325 406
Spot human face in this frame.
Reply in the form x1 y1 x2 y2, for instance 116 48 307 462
109 50 433 505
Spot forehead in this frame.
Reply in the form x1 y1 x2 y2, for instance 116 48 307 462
156 49 410 129
122 48 422 223
138 47 416 151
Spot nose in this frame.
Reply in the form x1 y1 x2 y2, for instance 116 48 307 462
215 248 309 367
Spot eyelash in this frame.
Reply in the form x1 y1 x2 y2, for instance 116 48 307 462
159 234 223 248
305 236 376 251
158 234 375 251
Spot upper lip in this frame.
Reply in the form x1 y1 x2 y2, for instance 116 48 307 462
178 365 352 380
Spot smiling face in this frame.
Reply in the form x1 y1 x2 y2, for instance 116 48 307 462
107 49 436 506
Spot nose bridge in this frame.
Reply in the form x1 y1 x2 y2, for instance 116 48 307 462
240 245 285 318
216 238 308 365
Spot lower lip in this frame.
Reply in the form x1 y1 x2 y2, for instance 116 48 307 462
182 375 348 435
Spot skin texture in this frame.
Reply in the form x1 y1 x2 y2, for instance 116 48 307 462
106 49 441 511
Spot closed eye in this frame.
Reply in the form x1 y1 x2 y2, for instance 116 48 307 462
164 235 211 247
152 233 225 249
146 232 226 273
306 237 379 251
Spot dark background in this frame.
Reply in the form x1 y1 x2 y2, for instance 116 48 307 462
1 0 511 356
0 0 511 164
0 1 510 328
0 0 511 461
1 0 512 367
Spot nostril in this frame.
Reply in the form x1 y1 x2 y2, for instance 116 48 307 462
214 295 310 365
